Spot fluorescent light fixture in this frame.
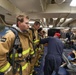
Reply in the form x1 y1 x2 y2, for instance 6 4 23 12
70 0 76 7
53 18 57 20
43 28 49 31
40 25 42 27
43 18 46 23
55 27 64 29
60 18 64 22
29 21 35 24
66 18 72 20
49 25 53 28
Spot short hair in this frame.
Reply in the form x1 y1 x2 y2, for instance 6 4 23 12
43 31 46 34
38 28 42 33
34 21 40 26
16 14 29 26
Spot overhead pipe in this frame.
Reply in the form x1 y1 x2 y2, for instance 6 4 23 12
0 14 12 26
55 0 65 4
54 18 61 27
57 13 70 26
60 19 75 27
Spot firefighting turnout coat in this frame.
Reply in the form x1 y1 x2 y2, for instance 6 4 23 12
0 26 34 75
29 28 40 72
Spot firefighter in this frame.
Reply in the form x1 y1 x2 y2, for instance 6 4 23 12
29 21 40 74
40 32 64 75
37 28 46 75
0 14 34 75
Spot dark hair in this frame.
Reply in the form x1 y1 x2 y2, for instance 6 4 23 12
43 31 46 34
34 21 40 26
38 28 42 33
16 15 29 27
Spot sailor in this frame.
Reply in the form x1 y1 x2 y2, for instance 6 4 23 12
29 21 40 74
40 32 64 75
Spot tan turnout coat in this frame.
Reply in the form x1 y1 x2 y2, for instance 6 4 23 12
0 27 33 75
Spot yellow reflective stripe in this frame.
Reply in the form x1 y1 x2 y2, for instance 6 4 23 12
30 51 34 55
0 63 10 72
10 48 30 58
23 48 30 55
18 63 28 71
10 53 18 58
34 40 39 44
36 48 39 51
39 47 41 50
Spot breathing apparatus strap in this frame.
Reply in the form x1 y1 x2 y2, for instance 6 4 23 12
9 27 22 75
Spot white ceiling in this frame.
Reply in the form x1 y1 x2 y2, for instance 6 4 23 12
8 0 76 19
9 0 43 12
0 0 76 26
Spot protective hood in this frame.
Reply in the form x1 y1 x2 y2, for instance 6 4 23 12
12 24 28 34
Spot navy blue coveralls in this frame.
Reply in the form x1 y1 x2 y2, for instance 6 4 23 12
40 37 64 75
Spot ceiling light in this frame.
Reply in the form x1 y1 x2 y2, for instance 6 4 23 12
29 21 35 24
53 18 57 20
70 0 76 7
43 18 46 23
49 25 53 28
60 18 64 22
40 25 42 27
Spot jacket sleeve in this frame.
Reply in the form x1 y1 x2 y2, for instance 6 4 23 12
40 37 49 44
0 30 15 70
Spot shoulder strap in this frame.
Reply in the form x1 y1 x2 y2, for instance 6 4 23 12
9 27 22 57
10 27 18 37
10 27 21 47
9 27 22 74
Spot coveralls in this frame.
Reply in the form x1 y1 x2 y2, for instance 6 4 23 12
40 37 64 75
0 26 34 75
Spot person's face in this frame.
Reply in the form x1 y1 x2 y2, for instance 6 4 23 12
18 17 29 31
40 30 43 35
34 24 40 30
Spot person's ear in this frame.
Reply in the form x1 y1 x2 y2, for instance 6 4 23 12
18 21 21 26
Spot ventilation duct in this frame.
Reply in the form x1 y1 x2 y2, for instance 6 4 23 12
55 0 65 4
